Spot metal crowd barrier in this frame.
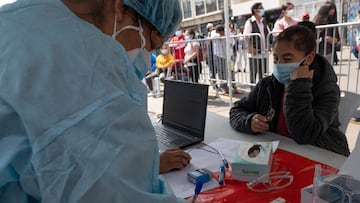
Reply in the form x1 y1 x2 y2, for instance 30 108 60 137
314 21 360 94
146 21 360 102
162 34 269 93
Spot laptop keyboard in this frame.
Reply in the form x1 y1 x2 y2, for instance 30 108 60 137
155 126 194 147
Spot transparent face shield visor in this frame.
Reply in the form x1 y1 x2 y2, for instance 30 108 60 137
313 174 360 203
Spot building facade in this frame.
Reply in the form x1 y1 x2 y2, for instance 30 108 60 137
179 0 358 36
180 0 230 35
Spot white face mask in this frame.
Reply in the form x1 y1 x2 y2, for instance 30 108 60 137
112 14 150 79
175 31 182 37
258 9 265 17
160 49 168 55
286 9 294 17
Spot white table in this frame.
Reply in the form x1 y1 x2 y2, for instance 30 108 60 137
204 111 347 169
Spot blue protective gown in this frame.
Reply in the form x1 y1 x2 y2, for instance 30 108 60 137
0 0 185 202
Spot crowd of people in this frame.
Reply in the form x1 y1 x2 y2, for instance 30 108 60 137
144 1 356 93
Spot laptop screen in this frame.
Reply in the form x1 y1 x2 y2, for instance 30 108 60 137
162 80 209 138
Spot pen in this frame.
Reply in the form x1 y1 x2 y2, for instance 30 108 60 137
218 150 229 168
191 181 203 203
218 165 225 185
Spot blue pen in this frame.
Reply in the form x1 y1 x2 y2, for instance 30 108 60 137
218 150 229 168
218 165 225 185
191 181 203 203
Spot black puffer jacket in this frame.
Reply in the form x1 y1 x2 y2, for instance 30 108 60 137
230 54 350 156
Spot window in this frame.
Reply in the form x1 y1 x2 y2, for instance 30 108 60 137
182 0 192 19
195 0 205 16
218 0 224 10
206 0 217 13
218 0 231 10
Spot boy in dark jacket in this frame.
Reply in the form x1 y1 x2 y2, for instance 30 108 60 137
230 25 350 156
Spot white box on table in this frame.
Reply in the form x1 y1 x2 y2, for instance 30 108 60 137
231 142 273 182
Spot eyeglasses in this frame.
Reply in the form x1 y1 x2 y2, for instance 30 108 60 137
265 87 275 120
313 174 360 203
266 106 275 120
246 171 294 192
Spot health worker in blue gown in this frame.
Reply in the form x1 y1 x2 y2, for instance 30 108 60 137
0 0 189 202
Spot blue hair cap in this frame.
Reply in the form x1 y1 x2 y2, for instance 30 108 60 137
123 0 183 41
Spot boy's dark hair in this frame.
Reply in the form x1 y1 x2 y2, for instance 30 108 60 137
274 25 316 55
251 2 262 15
298 21 316 34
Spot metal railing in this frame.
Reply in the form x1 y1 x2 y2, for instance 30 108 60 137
146 21 360 105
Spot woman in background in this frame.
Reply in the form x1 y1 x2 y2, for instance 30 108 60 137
273 2 299 33
183 29 202 83
313 2 340 64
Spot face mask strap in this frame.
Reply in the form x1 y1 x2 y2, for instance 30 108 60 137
299 56 307 66
112 15 145 50
112 14 118 39
137 18 146 49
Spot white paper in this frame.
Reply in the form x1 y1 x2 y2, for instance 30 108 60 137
163 138 279 198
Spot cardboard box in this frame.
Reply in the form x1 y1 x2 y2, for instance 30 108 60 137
231 142 273 182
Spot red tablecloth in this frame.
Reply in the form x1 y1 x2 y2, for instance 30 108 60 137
186 148 338 203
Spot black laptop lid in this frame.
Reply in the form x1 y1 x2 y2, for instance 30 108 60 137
162 80 209 138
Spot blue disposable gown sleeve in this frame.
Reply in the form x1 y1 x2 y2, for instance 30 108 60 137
0 0 187 202
0 95 188 203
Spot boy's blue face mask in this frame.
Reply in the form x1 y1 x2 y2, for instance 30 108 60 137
272 57 306 84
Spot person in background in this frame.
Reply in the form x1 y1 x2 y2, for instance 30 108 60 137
0 0 191 202
169 26 187 80
302 12 310 21
207 23 217 38
313 2 340 65
183 29 202 83
243 2 271 88
206 23 217 83
212 25 242 94
229 25 349 156
156 44 174 82
273 2 299 33
235 26 248 73
145 53 157 95
351 9 360 69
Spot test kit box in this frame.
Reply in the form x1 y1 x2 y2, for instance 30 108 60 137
231 142 273 182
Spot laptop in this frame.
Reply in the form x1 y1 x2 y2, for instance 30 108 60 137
154 80 209 151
